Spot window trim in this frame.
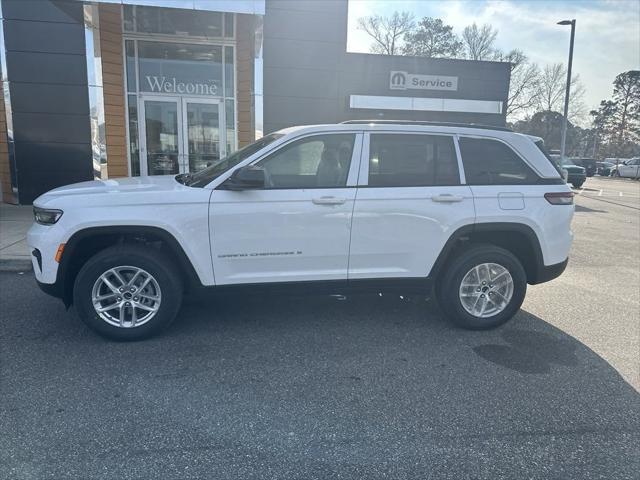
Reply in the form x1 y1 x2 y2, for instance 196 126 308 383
457 135 543 186
236 131 364 191
359 131 464 188
457 134 545 177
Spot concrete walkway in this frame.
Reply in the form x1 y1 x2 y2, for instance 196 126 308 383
0 203 33 271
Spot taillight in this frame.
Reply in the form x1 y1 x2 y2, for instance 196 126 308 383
544 192 574 205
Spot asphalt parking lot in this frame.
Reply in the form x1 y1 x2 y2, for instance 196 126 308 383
1 176 639 480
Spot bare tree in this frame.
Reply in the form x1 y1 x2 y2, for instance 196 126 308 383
462 23 497 60
494 49 541 118
535 63 586 123
357 11 415 55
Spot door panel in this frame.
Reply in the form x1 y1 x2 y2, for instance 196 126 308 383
349 132 475 279
209 132 362 285
349 186 475 278
210 188 356 284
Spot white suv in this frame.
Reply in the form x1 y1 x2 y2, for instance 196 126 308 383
28 121 574 340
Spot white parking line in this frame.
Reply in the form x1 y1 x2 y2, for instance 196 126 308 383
598 189 603 196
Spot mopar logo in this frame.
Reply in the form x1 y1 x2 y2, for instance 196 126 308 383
390 71 407 90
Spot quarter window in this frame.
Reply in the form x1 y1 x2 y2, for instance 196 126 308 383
459 137 538 185
368 134 460 187
258 134 355 189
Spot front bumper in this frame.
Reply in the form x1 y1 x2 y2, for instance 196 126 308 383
567 173 586 184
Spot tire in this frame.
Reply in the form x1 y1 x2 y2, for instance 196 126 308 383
571 180 584 188
437 245 527 330
73 244 183 340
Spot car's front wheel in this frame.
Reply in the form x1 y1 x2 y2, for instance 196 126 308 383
73 245 183 340
438 245 527 330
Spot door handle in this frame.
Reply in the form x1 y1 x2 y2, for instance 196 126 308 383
432 194 464 203
312 196 346 205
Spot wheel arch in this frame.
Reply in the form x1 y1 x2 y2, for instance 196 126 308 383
430 222 546 285
57 226 202 306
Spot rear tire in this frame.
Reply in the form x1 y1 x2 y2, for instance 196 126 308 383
438 245 527 330
571 180 584 188
73 245 183 340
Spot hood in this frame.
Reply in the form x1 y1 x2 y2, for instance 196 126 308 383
34 175 188 207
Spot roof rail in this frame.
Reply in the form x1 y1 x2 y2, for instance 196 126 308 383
340 119 512 132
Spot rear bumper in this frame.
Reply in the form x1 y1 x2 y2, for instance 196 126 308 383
530 258 568 284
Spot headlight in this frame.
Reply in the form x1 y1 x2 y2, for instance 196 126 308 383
33 207 63 225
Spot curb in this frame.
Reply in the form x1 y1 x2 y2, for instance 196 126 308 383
0 258 32 272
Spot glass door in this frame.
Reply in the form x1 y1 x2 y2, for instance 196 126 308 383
139 96 181 176
138 96 225 176
181 98 224 174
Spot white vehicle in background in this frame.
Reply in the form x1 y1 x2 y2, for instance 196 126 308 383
28 121 574 340
616 157 640 178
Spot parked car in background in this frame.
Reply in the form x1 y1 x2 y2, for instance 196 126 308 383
610 158 632 177
596 161 615 176
550 155 586 188
617 157 640 178
570 158 597 177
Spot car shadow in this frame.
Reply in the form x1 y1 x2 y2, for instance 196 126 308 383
575 204 607 213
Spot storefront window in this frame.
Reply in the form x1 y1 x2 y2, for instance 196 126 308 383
123 5 233 39
125 40 136 93
137 41 223 97
128 94 140 176
226 99 235 155
122 7 237 177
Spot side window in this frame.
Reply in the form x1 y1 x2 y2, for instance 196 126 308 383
258 134 355 189
368 134 460 187
459 137 539 185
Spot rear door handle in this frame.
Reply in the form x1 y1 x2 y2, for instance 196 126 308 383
432 194 464 203
312 196 346 205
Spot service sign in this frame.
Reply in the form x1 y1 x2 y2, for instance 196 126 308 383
389 71 458 91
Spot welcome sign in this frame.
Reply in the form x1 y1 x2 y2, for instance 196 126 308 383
390 71 458 91
145 76 219 96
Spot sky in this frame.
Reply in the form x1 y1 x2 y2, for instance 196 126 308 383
347 0 640 111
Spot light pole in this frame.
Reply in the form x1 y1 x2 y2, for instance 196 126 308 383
558 19 576 160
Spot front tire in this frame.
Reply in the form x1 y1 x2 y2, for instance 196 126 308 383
438 245 527 330
571 180 584 189
73 245 183 340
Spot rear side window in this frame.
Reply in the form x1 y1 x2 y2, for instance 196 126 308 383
368 134 460 187
459 137 538 185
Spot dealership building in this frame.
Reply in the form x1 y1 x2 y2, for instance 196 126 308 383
0 0 510 204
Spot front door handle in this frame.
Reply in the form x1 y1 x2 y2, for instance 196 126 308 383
432 194 464 203
312 196 346 205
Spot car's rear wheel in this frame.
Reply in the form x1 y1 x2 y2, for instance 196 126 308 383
571 180 584 188
73 245 183 340
438 245 527 330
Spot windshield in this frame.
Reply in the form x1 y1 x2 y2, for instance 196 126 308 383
183 133 284 188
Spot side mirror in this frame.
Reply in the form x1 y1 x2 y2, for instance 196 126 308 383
223 166 265 190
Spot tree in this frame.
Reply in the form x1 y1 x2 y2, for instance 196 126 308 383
402 17 463 58
462 23 497 60
357 12 415 55
535 63 586 124
612 70 640 147
512 111 586 155
495 49 541 118
589 71 640 158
